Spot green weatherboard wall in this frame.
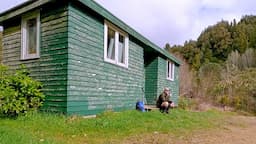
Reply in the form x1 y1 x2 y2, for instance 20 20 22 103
2 3 68 113
145 56 179 105
0 1 179 115
67 3 144 115
157 57 179 105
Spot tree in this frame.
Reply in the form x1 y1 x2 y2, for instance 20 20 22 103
165 43 183 54
165 15 256 113
239 15 256 49
231 23 247 53
197 21 232 63
0 31 2 63
227 48 256 70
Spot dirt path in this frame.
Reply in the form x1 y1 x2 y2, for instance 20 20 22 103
123 115 256 144
178 116 256 144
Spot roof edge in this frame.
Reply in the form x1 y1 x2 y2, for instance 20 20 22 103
0 0 181 65
0 0 35 17
0 0 52 24
79 0 181 65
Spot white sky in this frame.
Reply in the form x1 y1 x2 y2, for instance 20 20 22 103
1 0 256 47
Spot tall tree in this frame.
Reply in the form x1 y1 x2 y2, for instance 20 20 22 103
231 23 247 53
239 15 256 49
166 15 256 71
197 20 232 63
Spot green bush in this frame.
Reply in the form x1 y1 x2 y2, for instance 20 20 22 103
178 96 199 110
212 68 256 113
178 96 189 110
218 95 230 106
0 65 45 116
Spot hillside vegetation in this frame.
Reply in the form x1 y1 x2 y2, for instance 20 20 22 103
0 31 2 63
166 15 256 114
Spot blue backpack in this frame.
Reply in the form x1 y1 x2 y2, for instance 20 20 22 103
136 101 145 112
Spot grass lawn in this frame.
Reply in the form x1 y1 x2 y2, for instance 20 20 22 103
0 109 226 144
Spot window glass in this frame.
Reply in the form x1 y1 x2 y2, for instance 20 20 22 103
107 28 115 60
167 61 174 80
118 34 125 63
27 18 37 54
21 11 40 60
167 61 170 78
104 22 129 68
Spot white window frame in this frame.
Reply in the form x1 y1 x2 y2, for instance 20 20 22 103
21 10 40 60
167 60 175 81
104 21 129 68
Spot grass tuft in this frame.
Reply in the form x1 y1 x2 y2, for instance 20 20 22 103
0 109 226 144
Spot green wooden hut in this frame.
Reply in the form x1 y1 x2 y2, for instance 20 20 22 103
0 0 180 115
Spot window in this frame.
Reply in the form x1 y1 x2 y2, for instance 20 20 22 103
21 11 40 60
167 60 175 81
104 21 128 68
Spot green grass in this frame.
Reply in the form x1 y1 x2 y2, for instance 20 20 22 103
0 109 226 144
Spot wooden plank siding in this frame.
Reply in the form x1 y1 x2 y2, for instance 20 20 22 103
157 57 179 105
144 56 159 104
67 3 145 115
2 3 69 113
144 56 179 105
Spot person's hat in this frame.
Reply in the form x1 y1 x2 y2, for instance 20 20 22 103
164 87 170 91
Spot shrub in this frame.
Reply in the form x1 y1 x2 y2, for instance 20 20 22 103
218 95 230 107
0 65 45 116
178 96 189 110
178 96 199 110
212 68 256 113
198 62 222 99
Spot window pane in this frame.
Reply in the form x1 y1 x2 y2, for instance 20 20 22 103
27 18 37 54
167 61 174 80
107 28 115 60
118 34 125 63
170 62 173 79
167 61 169 78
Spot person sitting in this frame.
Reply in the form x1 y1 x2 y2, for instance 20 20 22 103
156 87 171 113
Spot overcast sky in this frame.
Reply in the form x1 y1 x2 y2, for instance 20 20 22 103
1 0 256 47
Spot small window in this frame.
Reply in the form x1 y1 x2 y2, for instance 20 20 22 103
21 11 40 60
167 60 175 81
104 21 128 68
